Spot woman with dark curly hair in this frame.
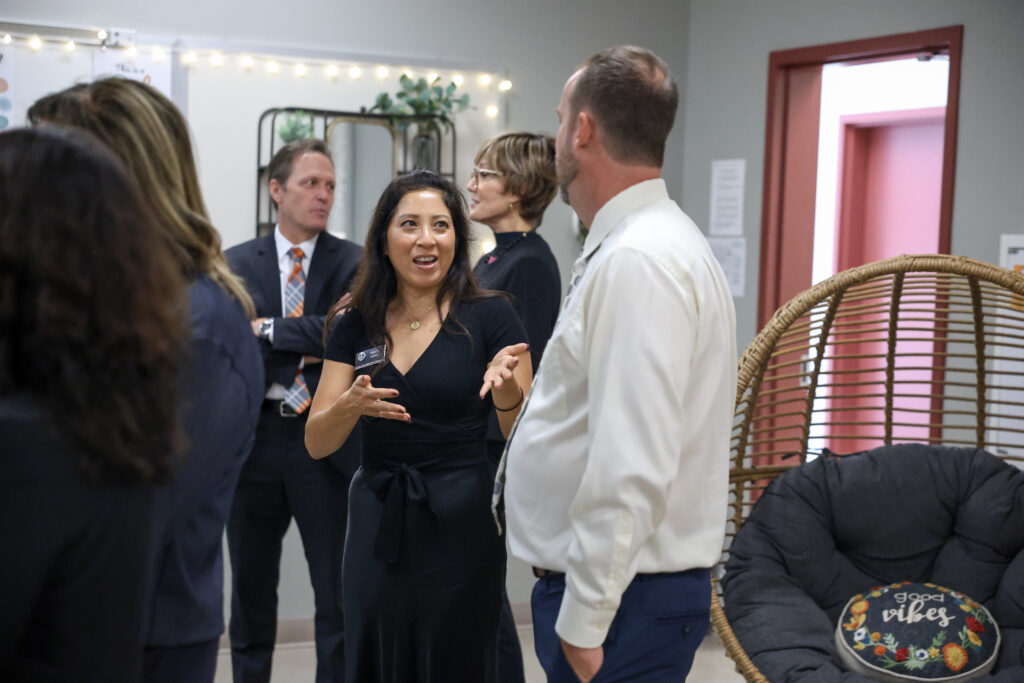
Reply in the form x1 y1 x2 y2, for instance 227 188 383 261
29 78 265 682
306 170 531 682
0 127 184 681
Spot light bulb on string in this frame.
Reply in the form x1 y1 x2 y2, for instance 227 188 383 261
479 73 492 86
498 80 512 92
267 60 280 75
295 63 307 77
182 51 198 65
240 55 254 70
486 105 499 118
64 40 76 52
28 35 42 51
376 66 389 79
349 66 362 79
326 64 340 78
452 74 464 87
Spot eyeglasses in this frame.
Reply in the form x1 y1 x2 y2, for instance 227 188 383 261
470 167 504 182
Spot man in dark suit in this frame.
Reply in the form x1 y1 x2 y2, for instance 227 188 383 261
226 138 362 683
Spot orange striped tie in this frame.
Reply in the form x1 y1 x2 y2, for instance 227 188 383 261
282 248 311 413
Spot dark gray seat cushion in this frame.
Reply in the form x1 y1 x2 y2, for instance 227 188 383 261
722 444 1024 682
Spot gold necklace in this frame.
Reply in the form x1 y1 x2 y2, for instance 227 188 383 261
403 302 436 330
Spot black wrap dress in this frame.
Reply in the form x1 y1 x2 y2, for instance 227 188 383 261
325 296 527 683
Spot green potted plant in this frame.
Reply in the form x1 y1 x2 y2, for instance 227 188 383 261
369 74 471 172
276 110 314 144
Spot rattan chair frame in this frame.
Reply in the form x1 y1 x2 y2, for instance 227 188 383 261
710 254 1024 682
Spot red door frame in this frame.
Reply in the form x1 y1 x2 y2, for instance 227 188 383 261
759 25 963 329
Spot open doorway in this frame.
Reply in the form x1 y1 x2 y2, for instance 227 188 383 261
756 27 962 458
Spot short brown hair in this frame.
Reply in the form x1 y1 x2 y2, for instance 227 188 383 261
268 138 332 195
569 45 678 167
475 132 557 228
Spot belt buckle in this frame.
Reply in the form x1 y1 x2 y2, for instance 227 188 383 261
279 402 298 418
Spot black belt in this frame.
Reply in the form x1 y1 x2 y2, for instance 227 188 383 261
261 399 303 418
533 567 565 579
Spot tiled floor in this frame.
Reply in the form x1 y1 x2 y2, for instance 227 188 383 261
213 625 745 681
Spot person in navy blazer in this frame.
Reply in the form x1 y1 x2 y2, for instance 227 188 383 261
226 138 362 683
28 78 267 683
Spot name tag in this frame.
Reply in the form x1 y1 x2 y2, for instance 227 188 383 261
354 345 386 371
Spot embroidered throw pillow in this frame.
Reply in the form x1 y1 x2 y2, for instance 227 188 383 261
835 581 1000 681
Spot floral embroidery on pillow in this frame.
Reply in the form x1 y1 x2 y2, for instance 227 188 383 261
835 581 1000 681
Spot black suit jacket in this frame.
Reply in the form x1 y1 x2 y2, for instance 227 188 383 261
226 231 362 474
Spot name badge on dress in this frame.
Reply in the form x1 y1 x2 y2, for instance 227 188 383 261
354 345 386 371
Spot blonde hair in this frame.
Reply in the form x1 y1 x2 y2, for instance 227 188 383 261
28 78 256 317
475 132 558 227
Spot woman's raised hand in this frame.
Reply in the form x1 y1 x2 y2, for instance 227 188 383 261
479 342 529 399
346 374 410 422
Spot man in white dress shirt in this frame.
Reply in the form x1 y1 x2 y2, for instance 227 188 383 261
503 46 737 682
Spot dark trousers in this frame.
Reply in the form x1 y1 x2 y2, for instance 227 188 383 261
487 440 527 683
531 568 710 683
227 411 350 683
142 638 220 683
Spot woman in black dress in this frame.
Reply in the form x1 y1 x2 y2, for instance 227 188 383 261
468 132 561 682
305 171 531 682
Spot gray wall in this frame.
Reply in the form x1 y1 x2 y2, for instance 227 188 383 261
683 0 1024 348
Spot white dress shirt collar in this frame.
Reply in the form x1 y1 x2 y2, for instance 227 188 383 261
580 178 669 261
274 224 319 270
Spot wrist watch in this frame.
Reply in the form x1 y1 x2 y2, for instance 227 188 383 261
258 318 274 341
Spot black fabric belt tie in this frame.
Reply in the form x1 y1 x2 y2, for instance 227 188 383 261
367 461 437 564
361 442 482 565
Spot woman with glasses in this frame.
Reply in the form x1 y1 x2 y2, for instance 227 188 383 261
469 132 561 399
467 132 561 683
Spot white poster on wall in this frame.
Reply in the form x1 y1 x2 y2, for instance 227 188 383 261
708 236 746 298
93 49 172 98
709 158 745 236
0 45 14 132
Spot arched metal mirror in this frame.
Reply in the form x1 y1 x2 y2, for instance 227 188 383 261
255 107 456 245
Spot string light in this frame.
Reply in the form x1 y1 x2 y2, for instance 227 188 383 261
96 29 108 41
486 105 499 118
9 42 518 102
